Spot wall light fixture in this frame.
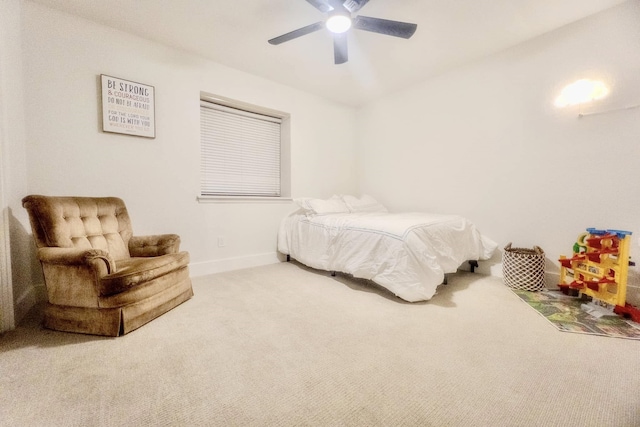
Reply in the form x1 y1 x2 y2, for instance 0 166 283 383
554 79 609 108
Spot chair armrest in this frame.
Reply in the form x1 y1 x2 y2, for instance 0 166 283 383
37 247 115 274
129 234 181 257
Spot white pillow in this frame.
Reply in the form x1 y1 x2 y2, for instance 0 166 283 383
342 194 388 213
294 197 315 213
295 195 350 216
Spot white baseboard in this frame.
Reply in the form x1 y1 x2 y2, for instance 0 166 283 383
462 260 562 290
544 271 561 289
189 252 283 277
458 260 507 278
14 283 46 325
10 254 282 324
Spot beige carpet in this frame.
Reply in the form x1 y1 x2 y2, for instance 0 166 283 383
1 262 639 426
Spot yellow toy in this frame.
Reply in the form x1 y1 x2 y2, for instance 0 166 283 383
558 228 640 322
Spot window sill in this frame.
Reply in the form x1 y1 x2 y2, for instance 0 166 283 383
197 196 293 204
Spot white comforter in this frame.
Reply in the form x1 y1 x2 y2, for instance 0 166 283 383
277 211 497 302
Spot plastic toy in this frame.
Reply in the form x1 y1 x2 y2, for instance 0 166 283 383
558 228 640 323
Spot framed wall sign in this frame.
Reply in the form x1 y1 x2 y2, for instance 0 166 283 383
101 75 155 138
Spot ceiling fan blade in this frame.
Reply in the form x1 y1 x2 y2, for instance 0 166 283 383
353 15 417 39
305 0 332 13
268 21 324 45
333 33 348 64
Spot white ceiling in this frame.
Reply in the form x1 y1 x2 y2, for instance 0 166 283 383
28 0 627 107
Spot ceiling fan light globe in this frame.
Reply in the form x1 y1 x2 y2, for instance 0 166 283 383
326 15 352 33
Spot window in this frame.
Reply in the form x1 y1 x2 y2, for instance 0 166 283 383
199 94 290 200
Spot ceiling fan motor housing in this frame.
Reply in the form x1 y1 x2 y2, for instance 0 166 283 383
343 0 369 13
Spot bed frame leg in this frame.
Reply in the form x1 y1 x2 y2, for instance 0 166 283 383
286 254 290 262
331 271 336 277
442 275 448 285
469 260 479 273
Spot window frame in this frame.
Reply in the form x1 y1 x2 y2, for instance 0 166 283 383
198 92 291 203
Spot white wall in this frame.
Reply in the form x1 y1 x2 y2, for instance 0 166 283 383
10 1 640 326
1 0 32 330
356 1 640 297
16 3 357 312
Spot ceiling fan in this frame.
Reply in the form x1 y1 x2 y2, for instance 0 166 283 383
268 0 417 64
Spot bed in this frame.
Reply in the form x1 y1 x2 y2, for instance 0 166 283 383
277 195 497 302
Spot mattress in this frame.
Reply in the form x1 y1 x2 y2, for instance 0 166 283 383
277 211 497 302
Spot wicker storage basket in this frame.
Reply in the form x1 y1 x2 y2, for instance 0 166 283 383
502 243 545 291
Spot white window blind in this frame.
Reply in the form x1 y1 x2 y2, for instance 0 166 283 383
200 100 282 197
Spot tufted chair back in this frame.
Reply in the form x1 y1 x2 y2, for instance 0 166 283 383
23 195 134 260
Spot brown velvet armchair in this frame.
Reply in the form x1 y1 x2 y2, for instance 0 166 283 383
22 195 194 336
